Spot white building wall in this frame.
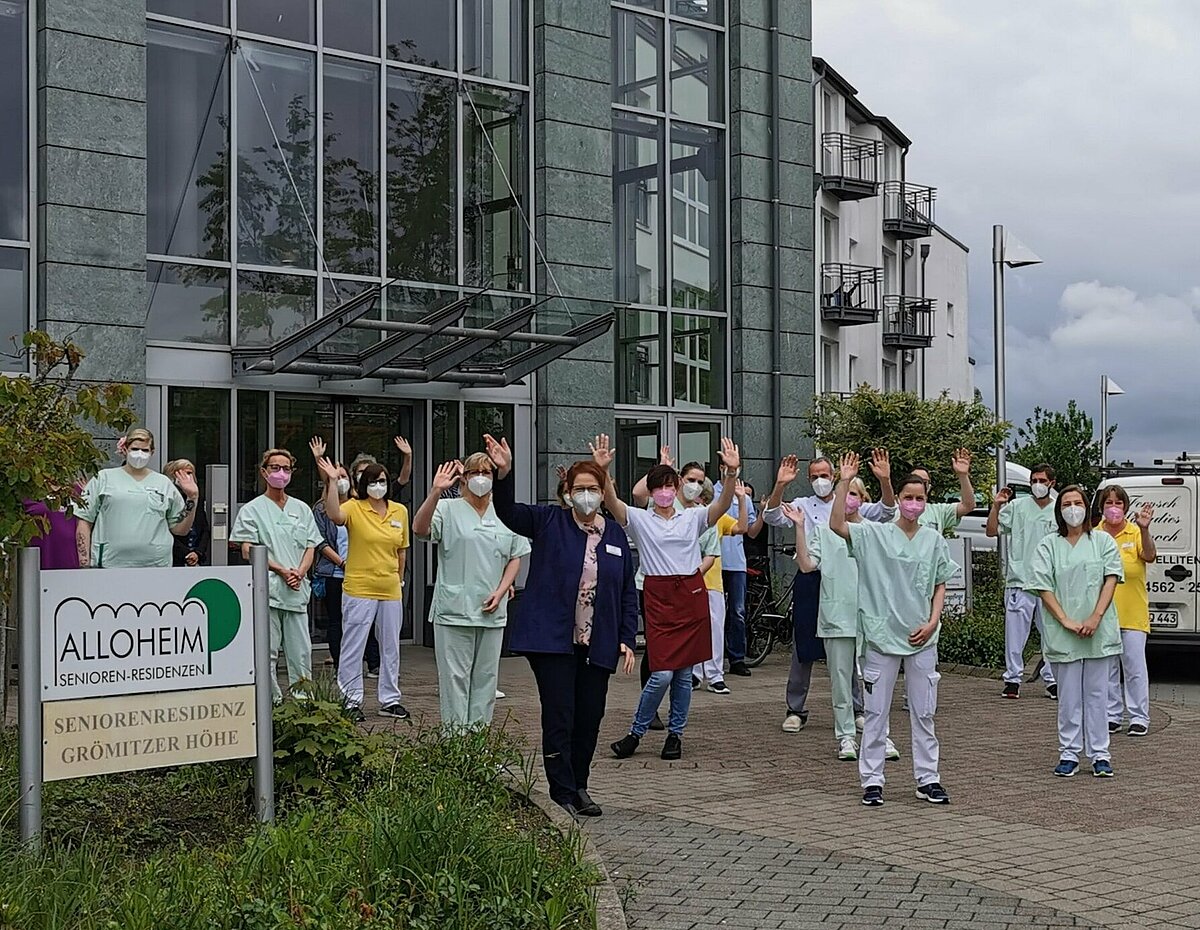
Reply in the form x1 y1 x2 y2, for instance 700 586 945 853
914 226 973 400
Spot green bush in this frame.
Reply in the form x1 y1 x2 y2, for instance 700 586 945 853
938 549 1040 668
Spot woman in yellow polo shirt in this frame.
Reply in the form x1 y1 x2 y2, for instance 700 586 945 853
318 454 410 723
1095 485 1156 736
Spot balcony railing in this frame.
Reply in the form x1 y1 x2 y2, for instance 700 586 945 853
820 132 882 201
881 295 935 349
882 181 937 239
821 263 882 325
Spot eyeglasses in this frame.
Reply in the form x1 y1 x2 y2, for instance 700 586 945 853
570 486 601 494
266 465 292 474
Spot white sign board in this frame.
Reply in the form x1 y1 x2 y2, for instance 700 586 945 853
40 566 255 702
945 537 968 591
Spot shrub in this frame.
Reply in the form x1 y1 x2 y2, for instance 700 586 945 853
938 549 1040 668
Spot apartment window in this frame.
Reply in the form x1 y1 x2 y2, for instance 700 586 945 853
883 248 898 294
821 339 837 394
0 0 31 371
882 358 898 392
822 90 836 135
946 301 956 337
848 354 858 389
821 212 838 264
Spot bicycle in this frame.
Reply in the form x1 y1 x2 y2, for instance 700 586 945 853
744 545 798 668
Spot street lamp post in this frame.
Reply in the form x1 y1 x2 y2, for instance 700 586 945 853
1100 375 1124 477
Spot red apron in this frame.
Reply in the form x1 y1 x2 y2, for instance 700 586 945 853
642 572 711 672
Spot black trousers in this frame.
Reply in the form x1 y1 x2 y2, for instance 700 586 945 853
527 647 613 807
324 577 380 671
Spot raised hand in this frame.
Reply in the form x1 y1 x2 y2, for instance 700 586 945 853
589 434 615 469
315 456 340 483
995 486 1014 505
175 469 199 501
781 502 805 527
554 464 568 483
952 448 972 475
433 460 463 492
868 448 891 481
659 445 674 467
309 436 326 460
484 434 511 474
718 436 741 473
393 436 412 456
1135 503 1154 528
776 454 799 485
838 452 860 483
734 480 747 499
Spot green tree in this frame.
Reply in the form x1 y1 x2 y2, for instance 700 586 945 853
808 386 1010 501
1009 400 1115 490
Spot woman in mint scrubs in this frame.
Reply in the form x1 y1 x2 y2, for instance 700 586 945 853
76 427 199 568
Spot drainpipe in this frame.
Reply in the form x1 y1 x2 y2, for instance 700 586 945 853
769 0 783 467
898 143 910 393
920 243 930 399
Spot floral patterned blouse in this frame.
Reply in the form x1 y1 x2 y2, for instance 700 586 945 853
574 516 606 645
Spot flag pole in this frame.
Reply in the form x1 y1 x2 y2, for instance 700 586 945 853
993 225 1007 496
1100 374 1108 478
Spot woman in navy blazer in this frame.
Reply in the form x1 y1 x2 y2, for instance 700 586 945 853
487 434 637 818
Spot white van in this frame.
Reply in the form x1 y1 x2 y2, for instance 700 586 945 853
1097 474 1198 646
956 462 1033 552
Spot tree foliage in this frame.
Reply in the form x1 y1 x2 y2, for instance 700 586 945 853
808 386 1010 501
1009 400 1115 491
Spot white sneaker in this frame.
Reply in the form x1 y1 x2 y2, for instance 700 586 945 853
837 737 858 761
855 715 865 731
885 737 901 761
781 713 804 733
495 690 506 700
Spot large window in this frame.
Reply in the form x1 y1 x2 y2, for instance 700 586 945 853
145 1 530 348
0 0 31 370
611 0 726 412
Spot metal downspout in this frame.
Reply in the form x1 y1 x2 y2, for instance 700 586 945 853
769 0 782 466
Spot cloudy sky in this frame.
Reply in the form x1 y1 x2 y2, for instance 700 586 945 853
813 0 1200 464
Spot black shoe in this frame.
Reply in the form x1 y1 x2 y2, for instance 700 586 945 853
557 801 580 819
576 790 602 817
611 733 640 759
707 680 731 695
378 703 409 719
1045 683 1058 701
1002 682 1019 699
862 785 884 807
691 675 701 690
348 706 366 724
649 713 665 731
915 782 950 805
661 733 682 760
1128 723 1149 737
1108 721 1121 734
728 661 752 677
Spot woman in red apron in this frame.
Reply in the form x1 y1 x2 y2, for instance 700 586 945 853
599 436 741 760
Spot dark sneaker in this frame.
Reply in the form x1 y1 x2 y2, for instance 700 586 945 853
1108 721 1121 734
556 800 580 819
915 782 950 804
348 706 366 724
1045 683 1058 701
692 675 701 690
1128 723 1148 737
1002 682 1019 699
366 668 380 679
707 680 731 695
1053 759 1079 778
862 786 884 807
610 734 640 759
1093 760 1115 778
378 703 409 719
576 790 602 817
649 712 665 731
728 661 752 677
661 733 682 760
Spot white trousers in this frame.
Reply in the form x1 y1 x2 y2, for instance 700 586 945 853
1052 657 1113 763
1107 629 1149 727
1004 588 1056 685
339 594 402 708
860 646 941 788
694 590 727 684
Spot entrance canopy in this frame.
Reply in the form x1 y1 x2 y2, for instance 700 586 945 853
232 284 616 387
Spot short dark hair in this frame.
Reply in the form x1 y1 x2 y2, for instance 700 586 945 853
356 463 389 501
896 474 929 497
911 465 932 479
680 461 705 479
1031 463 1056 482
646 464 680 492
1053 485 1091 537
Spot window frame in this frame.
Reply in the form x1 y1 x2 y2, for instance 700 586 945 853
0 0 35 374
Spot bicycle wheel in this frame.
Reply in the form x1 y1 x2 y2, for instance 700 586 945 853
745 613 776 668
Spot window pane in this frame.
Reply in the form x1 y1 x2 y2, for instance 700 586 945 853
239 0 314 43
464 0 524 82
0 0 28 242
235 389 269 505
670 123 723 311
274 395 335 505
148 0 228 25
237 42 316 268
387 0 455 70
613 114 664 306
0 246 28 368
671 0 721 25
166 387 231 501
670 24 720 123
463 86 527 291
321 277 381 354
675 419 722 474
386 71 456 283
147 24 229 260
146 261 231 344
237 272 316 346
464 402 513 455
432 399 459 463
672 313 724 409
615 418 662 503
615 308 665 406
612 11 660 111
323 59 380 276
324 0 378 55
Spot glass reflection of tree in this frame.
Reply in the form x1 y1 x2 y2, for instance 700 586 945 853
324 103 379 277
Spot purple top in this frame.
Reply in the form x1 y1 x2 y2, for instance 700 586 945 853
24 500 80 570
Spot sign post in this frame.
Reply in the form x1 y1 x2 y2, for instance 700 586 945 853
250 545 274 823
18 547 42 847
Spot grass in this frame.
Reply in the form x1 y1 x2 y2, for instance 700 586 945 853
0 681 599 930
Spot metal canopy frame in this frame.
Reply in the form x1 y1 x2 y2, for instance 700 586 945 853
351 289 481 377
472 311 616 386
421 298 546 379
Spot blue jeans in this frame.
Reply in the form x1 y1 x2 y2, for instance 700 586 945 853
631 670 692 737
722 570 748 663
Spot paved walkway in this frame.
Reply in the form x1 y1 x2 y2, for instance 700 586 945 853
374 646 1200 930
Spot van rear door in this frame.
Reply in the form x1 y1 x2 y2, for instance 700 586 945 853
1119 478 1199 641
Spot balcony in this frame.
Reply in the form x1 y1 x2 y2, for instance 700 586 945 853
821 263 882 325
883 182 937 239
820 132 882 201
881 295 935 349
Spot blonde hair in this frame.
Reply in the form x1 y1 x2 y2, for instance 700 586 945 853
699 478 715 505
164 459 195 481
462 452 494 475
124 427 155 449
260 448 296 469
848 477 872 502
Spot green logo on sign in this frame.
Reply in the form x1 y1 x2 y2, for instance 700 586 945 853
185 579 242 673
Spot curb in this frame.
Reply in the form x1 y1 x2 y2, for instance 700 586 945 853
940 662 1005 680
518 784 629 930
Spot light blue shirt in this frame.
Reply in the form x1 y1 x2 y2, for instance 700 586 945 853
714 484 756 572
334 524 349 579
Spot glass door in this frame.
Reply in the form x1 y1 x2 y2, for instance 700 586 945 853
673 418 724 477
615 417 664 498
274 396 336 507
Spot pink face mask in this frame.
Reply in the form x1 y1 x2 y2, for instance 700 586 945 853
265 469 292 489
651 487 677 508
1104 505 1125 525
844 493 862 515
899 499 926 521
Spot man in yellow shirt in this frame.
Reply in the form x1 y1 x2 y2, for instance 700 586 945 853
693 480 748 693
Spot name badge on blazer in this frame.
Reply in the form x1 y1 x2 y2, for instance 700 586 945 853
605 544 622 557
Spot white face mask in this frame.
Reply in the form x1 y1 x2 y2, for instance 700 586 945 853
1062 505 1087 528
335 478 351 496
681 481 703 502
811 477 834 498
467 475 493 497
366 481 388 500
126 449 152 469
571 489 602 517
1031 482 1051 499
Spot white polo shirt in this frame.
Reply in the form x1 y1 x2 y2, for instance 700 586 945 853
623 506 709 577
764 495 895 529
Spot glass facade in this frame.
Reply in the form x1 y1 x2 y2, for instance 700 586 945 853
0 0 30 370
145 0 531 348
611 0 726 416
